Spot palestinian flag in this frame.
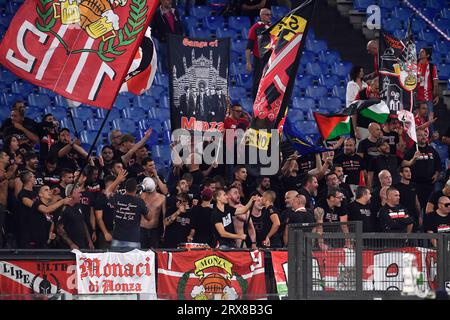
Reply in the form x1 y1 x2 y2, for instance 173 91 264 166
313 112 351 141
343 100 390 124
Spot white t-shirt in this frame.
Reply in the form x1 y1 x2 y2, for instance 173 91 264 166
346 80 368 107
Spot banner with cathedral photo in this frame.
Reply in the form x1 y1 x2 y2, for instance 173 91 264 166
167 34 230 132
379 20 417 113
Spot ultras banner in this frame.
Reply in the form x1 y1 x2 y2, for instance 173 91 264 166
270 251 288 297
0 260 77 299
157 250 266 300
167 34 230 132
0 0 158 109
246 0 316 151
73 249 156 296
379 21 417 112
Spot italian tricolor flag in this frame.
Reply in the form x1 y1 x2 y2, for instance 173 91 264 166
313 113 351 141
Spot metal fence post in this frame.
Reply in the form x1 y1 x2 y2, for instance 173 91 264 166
288 226 297 300
355 221 363 296
437 234 446 289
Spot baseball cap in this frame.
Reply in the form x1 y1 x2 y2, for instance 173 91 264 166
201 187 213 201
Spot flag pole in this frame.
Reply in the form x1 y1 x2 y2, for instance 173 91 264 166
70 108 111 196
67 107 80 139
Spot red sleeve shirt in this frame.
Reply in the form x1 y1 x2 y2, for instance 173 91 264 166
417 62 438 102
247 22 269 59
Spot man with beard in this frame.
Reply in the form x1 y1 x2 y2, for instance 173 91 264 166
113 129 153 167
42 158 60 190
162 192 191 248
38 113 59 165
378 187 413 233
252 176 271 197
94 175 116 249
335 138 366 186
126 145 149 180
348 186 377 232
367 139 400 190
167 179 190 213
139 157 168 195
55 169 74 198
99 145 115 177
14 153 42 197
332 164 355 201
57 185 94 250
283 192 315 246
49 128 88 173
298 174 319 211
402 129 441 212
395 166 422 231
140 177 166 249
227 187 257 249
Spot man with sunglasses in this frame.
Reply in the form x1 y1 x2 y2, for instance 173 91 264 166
245 8 272 99
424 196 450 247
162 193 191 248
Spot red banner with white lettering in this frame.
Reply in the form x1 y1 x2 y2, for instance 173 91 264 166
0 0 158 109
0 260 77 300
157 250 266 300
271 251 288 297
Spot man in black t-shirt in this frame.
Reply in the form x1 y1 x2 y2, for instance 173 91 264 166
14 153 43 197
211 190 259 248
335 138 366 186
188 188 214 247
382 117 401 157
442 127 450 180
55 169 74 198
260 191 282 248
57 185 94 250
1 103 39 149
424 196 450 247
298 174 319 211
16 171 37 248
38 113 59 165
426 179 450 215
378 187 413 233
42 158 60 189
367 139 399 190
163 192 191 248
49 128 88 173
357 122 383 168
108 178 150 250
395 166 422 231
283 192 315 246
348 186 377 232
402 129 441 212
94 175 116 249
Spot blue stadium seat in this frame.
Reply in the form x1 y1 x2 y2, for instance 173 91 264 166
332 62 353 79
162 120 171 132
297 121 318 135
229 86 247 101
231 62 247 76
45 106 68 121
305 85 328 100
145 85 165 100
305 39 327 54
159 96 170 109
148 108 158 120
421 7 439 20
189 27 212 39
123 107 146 120
0 105 10 122
318 50 341 65
11 81 34 96
426 0 445 11
207 0 228 7
154 73 169 86
411 18 426 33
441 8 450 18
295 75 314 91
434 41 450 54
240 97 253 113
134 95 156 109
1 93 23 106
406 0 425 7
155 108 170 121
80 130 98 144
292 97 316 111
271 5 289 19
96 108 121 120
113 95 131 110
0 82 8 94
112 119 137 134
237 73 253 89
393 7 413 21
418 29 439 43
86 118 104 131
6 2 21 14
382 17 403 34
28 93 52 108
137 121 159 145
318 97 343 113
332 85 346 100
415 40 428 52
301 50 316 64
319 74 341 90
27 106 42 122
0 13 12 28
228 16 251 31
288 109 305 122
216 28 238 39
379 0 398 10
70 107 93 122
305 62 323 77
231 39 247 52
53 95 68 108
353 0 373 11
183 16 199 30
60 117 84 133
433 18 450 32
204 16 225 30
241 27 249 40
190 6 211 19
0 68 19 83
438 64 450 80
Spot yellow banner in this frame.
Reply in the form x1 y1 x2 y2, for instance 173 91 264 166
270 14 307 43
245 128 272 151
194 255 234 279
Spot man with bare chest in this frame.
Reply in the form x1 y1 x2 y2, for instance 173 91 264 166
227 187 257 249
140 177 166 249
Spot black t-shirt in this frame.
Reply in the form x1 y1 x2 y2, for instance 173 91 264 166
261 205 282 247
190 205 214 246
281 175 302 194
94 193 115 231
110 193 148 242
250 212 265 246
404 145 441 183
211 205 236 247
79 191 94 234
395 182 419 220
38 123 58 162
334 153 366 185
445 127 450 160
316 199 347 223
378 204 413 232
127 162 145 180
424 211 450 233
285 209 315 232
49 142 82 173
298 187 316 211
42 169 60 188
58 204 88 249
357 138 380 167
368 155 400 186
17 189 37 246
382 130 399 156
30 199 53 248
1 118 39 142
427 190 445 213
163 208 192 248
113 149 135 167
348 201 377 232
297 153 316 176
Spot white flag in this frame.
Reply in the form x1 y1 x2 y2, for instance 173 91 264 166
397 110 417 143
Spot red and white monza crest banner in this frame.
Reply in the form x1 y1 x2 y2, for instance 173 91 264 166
0 0 158 109
73 249 156 295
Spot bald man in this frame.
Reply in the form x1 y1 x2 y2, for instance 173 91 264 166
357 123 383 167
283 192 315 246
365 40 379 81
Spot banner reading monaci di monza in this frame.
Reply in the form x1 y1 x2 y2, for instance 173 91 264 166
167 34 230 132
73 249 156 297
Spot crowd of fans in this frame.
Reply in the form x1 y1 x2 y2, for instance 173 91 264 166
0 1 449 251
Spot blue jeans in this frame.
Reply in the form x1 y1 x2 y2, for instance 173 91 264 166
111 239 141 250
